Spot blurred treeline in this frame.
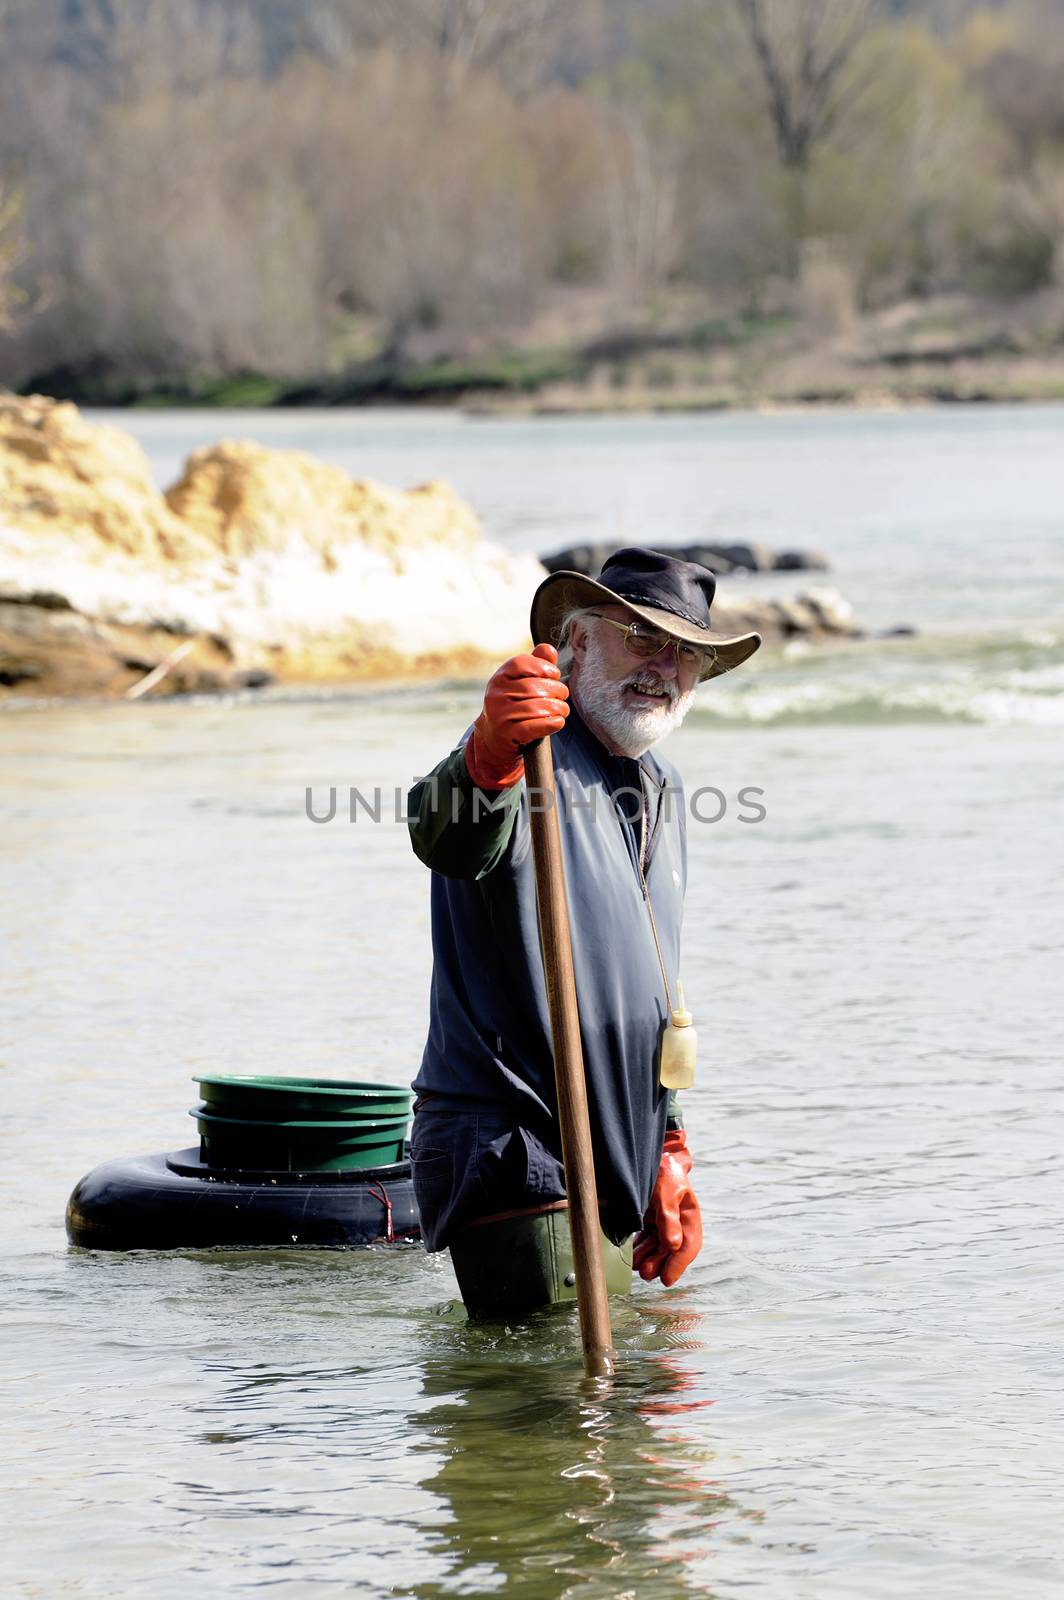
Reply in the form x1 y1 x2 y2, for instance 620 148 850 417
2 0 1064 399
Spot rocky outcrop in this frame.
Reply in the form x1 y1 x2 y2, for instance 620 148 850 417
540 539 830 577
0 396 545 697
0 395 860 700
0 594 238 696
707 584 856 639
165 440 484 561
0 393 209 567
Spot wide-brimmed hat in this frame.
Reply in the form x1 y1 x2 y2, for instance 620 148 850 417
530 546 761 683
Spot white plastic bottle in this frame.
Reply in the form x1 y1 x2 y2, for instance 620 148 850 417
658 981 697 1091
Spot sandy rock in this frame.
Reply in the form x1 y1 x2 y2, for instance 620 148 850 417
166 441 482 562
0 396 544 696
0 393 208 566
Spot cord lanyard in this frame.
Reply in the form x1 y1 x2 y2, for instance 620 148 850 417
638 788 696 1091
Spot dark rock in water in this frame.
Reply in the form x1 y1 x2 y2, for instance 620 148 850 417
540 539 829 578
680 544 737 575
232 668 277 690
774 548 830 572
879 625 918 638
710 542 776 572
538 543 616 577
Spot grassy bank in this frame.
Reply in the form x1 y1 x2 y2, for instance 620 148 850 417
25 291 1064 413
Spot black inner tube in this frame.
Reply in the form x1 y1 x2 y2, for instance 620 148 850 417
66 1149 421 1251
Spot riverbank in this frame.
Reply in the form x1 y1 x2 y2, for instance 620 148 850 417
21 290 1064 415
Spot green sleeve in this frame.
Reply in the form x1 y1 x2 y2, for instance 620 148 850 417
666 1090 684 1131
407 744 523 880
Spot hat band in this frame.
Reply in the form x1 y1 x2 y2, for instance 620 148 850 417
614 590 710 631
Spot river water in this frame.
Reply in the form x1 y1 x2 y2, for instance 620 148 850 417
2 406 1062 1598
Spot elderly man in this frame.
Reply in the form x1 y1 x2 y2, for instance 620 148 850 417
406 548 760 1316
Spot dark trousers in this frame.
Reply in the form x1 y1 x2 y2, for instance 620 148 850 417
410 1096 567 1253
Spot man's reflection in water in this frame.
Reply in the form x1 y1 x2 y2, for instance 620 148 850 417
409 1300 739 1598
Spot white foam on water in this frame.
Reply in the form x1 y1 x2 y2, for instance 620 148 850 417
964 688 1064 726
696 649 1064 727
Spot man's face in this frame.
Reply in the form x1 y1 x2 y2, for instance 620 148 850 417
569 605 701 758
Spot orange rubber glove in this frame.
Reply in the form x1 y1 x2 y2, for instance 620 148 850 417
632 1129 703 1288
464 643 570 790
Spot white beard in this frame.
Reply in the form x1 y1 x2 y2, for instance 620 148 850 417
572 636 697 757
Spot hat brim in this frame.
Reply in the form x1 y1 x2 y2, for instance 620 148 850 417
530 570 761 683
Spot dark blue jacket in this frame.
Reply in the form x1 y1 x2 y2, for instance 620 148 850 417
407 709 687 1244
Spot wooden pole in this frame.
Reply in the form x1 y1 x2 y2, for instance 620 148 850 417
524 735 616 1379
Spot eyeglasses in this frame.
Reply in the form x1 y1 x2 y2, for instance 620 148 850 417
588 613 714 672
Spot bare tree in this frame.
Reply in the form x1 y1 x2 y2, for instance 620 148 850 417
732 0 877 171
1014 146 1064 285
385 0 576 93
601 105 682 301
